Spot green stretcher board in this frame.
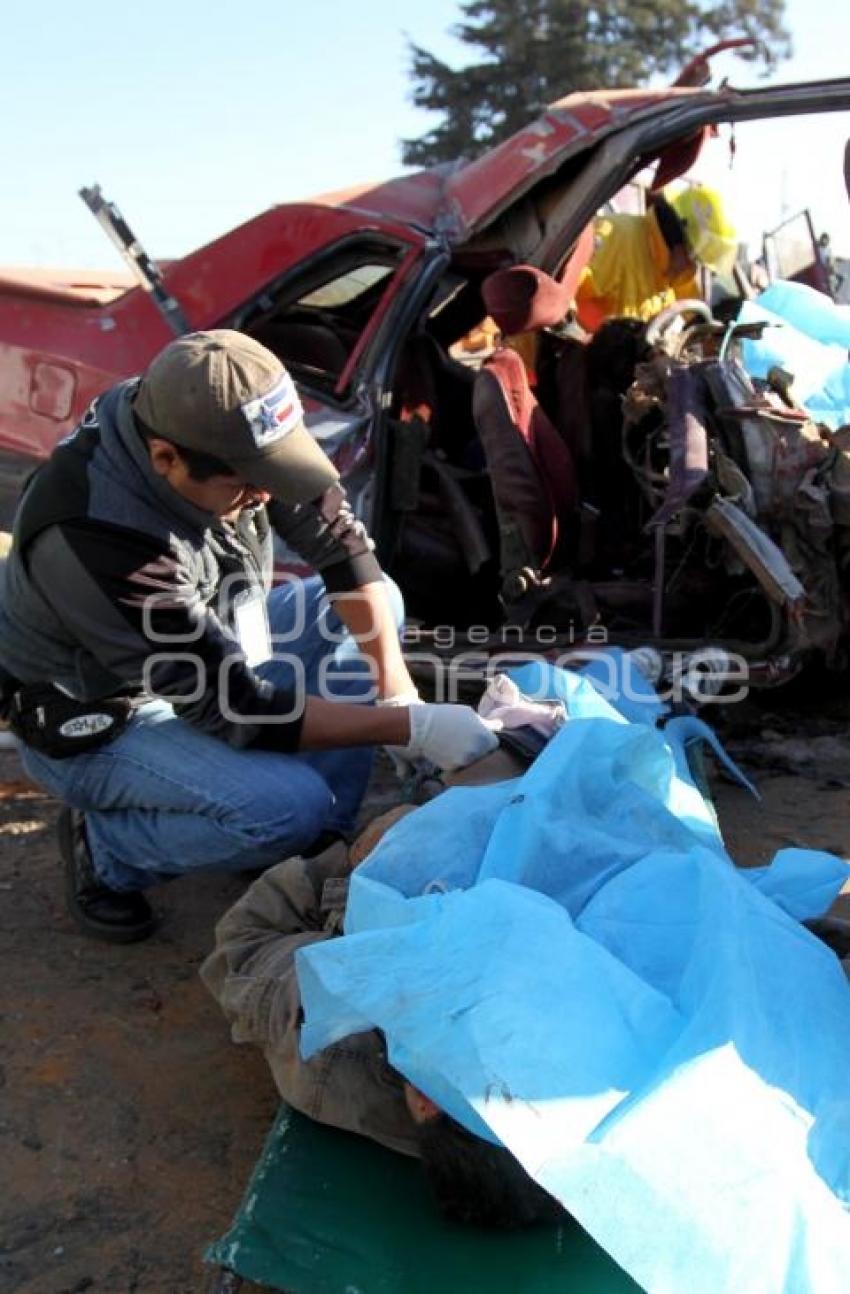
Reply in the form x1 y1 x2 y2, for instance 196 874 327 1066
206 1106 642 1293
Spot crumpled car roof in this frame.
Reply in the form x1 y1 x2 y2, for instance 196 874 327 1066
312 86 707 243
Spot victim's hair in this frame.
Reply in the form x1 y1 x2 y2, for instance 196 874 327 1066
414 1111 569 1230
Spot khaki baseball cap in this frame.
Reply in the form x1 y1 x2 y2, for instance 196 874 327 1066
134 329 339 504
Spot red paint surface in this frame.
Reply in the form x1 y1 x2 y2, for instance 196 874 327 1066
0 80 829 465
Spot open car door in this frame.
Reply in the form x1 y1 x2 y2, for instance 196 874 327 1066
763 210 833 298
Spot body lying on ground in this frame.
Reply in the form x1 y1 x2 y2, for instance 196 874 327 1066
202 740 850 1233
201 746 569 1228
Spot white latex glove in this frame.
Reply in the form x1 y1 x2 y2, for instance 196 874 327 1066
376 690 421 708
391 703 500 773
376 690 423 778
477 673 566 736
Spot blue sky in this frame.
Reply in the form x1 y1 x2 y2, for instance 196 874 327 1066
1 0 847 268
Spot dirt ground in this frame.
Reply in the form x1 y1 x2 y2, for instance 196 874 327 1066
1 697 849 1294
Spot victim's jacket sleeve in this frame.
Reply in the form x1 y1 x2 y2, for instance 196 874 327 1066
200 851 419 1157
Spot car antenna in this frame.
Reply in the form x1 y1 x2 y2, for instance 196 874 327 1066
78 183 190 337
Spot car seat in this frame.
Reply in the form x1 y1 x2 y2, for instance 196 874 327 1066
387 334 500 626
474 265 580 605
252 320 350 378
396 332 479 467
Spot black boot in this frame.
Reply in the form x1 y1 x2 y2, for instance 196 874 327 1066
58 807 158 943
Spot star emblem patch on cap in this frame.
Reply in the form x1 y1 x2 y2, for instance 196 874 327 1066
240 370 304 448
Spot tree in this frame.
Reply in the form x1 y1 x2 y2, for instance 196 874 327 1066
401 0 791 166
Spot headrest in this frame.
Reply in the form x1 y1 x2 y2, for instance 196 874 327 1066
481 265 572 336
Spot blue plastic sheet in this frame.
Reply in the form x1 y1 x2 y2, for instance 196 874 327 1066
739 280 850 430
296 663 850 1294
755 282 850 348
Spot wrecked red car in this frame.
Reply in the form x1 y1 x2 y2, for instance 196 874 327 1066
2 73 850 691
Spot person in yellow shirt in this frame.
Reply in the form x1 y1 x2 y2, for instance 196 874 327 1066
575 185 737 333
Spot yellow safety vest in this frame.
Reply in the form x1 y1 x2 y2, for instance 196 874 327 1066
576 208 699 332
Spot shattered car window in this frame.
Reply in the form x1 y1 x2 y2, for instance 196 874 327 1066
297 264 395 310
243 248 405 389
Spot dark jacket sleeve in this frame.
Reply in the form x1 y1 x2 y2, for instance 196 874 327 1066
200 852 420 1157
200 849 349 1047
27 522 305 751
267 483 382 593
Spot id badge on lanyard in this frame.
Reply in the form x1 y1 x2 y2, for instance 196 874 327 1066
233 589 272 667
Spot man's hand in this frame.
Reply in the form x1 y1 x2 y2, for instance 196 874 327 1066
391 703 499 772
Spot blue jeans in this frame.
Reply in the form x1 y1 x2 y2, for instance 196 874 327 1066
22 576 403 892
